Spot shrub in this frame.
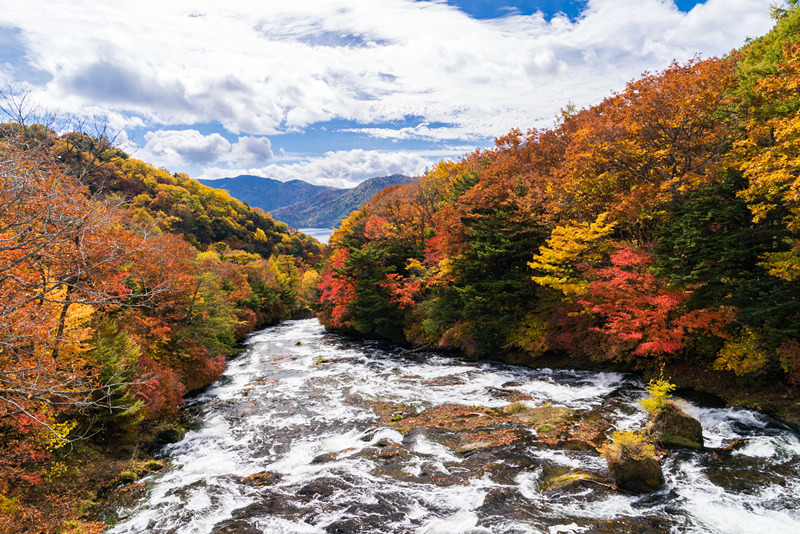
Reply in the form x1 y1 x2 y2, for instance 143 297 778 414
599 430 656 464
639 377 676 415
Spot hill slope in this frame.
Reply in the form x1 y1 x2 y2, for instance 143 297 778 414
197 175 339 212
271 174 415 227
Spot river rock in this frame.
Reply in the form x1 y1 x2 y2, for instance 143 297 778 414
146 425 185 452
607 456 664 493
291 307 315 319
477 487 537 521
211 520 262 534
297 476 350 499
648 404 704 449
225 495 310 522
541 466 596 492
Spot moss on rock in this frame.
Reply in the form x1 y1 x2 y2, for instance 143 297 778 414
648 402 704 449
600 430 664 493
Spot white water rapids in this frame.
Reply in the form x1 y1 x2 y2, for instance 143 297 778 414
105 319 800 533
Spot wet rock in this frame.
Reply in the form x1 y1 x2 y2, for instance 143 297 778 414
227 494 310 521
297 477 350 499
607 456 664 494
311 452 339 464
586 515 678 534
421 376 467 387
477 487 538 522
376 443 408 459
455 436 494 453
325 518 362 533
147 425 185 452
559 439 597 452
361 398 417 424
454 428 530 454
484 386 533 402
703 453 792 494
540 466 605 496
324 500 409 532
648 404 704 449
401 426 460 450
481 463 536 486
510 405 576 427
240 471 282 486
416 461 448 479
724 438 749 451
601 430 664 493
211 519 262 534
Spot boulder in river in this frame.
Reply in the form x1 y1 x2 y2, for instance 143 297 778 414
607 455 664 494
647 402 704 449
600 430 664 493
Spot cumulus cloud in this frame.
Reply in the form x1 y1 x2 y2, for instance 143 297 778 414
62 58 191 112
0 0 774 141
230 136 274 166
198 148 443 188
140 129 231 168
0 0 778 182
136 129 275 170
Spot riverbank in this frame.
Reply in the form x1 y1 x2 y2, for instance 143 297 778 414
326 320 800 428
487 349 800 429
0 435 173 534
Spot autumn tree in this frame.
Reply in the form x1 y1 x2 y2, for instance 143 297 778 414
0 142 159 432
737 43 800 280
550 57 737 242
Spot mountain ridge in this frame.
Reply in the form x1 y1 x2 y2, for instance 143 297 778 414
197 175 339 213
200 174 414 228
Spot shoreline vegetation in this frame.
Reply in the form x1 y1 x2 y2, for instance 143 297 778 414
325 324 800 429
0 125 322 532
2 4 800 533
316 7 800 431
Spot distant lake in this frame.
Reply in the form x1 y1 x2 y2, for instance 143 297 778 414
297 227 335 244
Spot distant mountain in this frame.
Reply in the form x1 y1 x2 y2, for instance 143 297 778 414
271 174 415 228
197 175 339 213
199 174 415 229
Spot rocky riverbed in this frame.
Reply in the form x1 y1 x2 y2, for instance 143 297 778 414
98 319 800 533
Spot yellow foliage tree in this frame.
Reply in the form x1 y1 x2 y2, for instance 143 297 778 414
738 43 800 280
529 212 616 295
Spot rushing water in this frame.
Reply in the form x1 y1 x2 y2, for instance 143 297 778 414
104 319 800 533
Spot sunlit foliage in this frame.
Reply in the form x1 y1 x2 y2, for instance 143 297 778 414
318 4 800 382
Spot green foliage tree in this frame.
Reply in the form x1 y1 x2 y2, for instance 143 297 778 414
87 320 145 436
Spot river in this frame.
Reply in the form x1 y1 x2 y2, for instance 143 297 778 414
103 319 800 533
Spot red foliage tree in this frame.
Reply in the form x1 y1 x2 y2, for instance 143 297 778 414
579 247 726 358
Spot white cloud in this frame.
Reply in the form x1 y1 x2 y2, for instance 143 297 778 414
0 0 775 142
139 129 231 168
135 129 275 170
198 148 446 188
0 0 778 185
230 136 274 166
340 123 489 142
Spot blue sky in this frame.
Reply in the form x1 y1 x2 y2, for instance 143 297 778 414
0 0 777 187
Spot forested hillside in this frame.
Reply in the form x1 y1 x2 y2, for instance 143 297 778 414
199 173 415 229
0 124 322 531
317 7 800 414
197 174 337 214
270 174 415 228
